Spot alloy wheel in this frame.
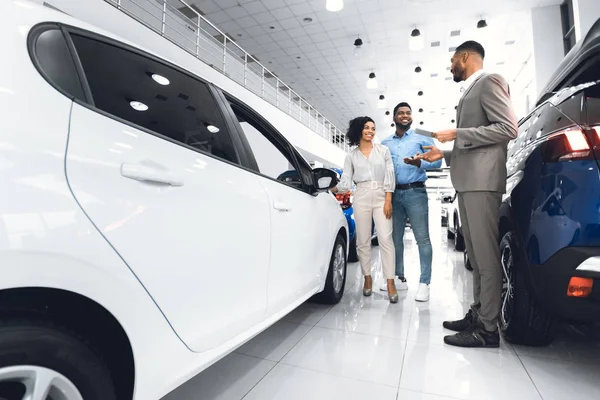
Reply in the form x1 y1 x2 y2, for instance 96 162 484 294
332 243 346 293
500 242 515 327
0 366 83 400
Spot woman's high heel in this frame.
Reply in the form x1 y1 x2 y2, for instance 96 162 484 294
387 280 398 303
363 276 373 297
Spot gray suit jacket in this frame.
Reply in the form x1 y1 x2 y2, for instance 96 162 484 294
444 72 518 193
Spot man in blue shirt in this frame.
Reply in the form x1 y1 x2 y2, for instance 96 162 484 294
381 102 442 302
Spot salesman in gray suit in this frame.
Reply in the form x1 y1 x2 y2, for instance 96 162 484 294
416 40 518 348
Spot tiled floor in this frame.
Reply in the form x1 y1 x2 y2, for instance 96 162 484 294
163 197 600 400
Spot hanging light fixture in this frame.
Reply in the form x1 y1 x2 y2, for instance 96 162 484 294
477 16 488 28
409 27 424 52
353 37 363 56
377 95 387 109
326 0 344 12
367 72 378 89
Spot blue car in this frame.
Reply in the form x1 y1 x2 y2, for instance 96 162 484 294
499 19 600 346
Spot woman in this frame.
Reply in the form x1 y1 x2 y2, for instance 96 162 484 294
333 117 398 303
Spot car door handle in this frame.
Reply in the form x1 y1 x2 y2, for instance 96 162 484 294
273 201 292 212
121 163 184 187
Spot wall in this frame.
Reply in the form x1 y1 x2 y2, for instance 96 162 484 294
531 5 565 100
574 0 600 42
44 0 347 168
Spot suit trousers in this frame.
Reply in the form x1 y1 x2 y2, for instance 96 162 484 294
457 191 503 332
353 183 395 279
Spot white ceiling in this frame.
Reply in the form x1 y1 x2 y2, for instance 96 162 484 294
189 0 562 140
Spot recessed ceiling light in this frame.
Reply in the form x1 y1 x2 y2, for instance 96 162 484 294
303 17 313 23
237 33 243 37
269 26 275 30
418 90 424 96
326 0 344 12
151 73 170 85
385 111 390 115
390 123 395 127
431 41 441 47
419 108 424 113
129 101 148 111
451 119 456 123
296 56 302 59
420 121 424 125
415 66 422 73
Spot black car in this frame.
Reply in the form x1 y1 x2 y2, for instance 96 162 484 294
498 18 600 346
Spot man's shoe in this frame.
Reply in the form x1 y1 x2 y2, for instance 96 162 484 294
415 283 430 302
442 309 475 332
380 277 408 292
443 324 500 348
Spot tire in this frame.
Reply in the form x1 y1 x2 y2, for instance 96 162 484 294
464 248 473 271
314 234 347 304
0 320 117 400
454 225 465 252
499 232 555 346
348 236 359 263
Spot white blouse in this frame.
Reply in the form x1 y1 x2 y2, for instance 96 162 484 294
337 143 396 193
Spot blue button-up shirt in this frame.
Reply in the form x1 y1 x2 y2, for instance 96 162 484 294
382 129 442 185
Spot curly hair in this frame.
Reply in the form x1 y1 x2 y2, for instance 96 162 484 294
346 116 375 146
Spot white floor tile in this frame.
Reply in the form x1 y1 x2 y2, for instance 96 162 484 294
281 326 406 387
243 364 398 400
236 321 312 362
318 304 412 340
399 341 541 400
161 353 275 400
282 302 331 326
396 389 462 400
520 355 600 400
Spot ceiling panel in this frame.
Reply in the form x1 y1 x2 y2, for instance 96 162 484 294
190 0 562 139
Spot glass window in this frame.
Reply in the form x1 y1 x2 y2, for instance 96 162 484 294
228 101 304 190
34 28 85 101
69 33 238 164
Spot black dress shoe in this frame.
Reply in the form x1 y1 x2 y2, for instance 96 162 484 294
442 309 475 332
443 324 500 348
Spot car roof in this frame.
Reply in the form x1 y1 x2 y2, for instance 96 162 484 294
536 17 600 106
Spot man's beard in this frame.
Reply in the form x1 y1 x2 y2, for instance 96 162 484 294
395 120 412 130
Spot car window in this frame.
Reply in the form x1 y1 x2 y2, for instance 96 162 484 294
228 101 305 191
32 28 86 101
68 33 239 164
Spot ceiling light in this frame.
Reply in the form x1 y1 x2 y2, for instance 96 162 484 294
390 123 395 127
477 19 487 29
367 72 378 89
420 121 424 125
303 17 313 23
151 73 170 85
353 37 363 55
385 111 390 116
377 95 387 109
418 90 424 96
129 101 148 111
409 28 424 52
415 66 422 73
419 108 424 113
451 119 456 123
326 0 344 12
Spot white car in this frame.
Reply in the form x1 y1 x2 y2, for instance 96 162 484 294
0 2 348 399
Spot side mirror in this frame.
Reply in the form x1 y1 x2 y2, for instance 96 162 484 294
313 168 338 192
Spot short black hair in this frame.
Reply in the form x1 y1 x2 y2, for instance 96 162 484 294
455 40 485 59
393 102 411 117
346 116 375 146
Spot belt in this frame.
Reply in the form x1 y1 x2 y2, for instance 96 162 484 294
395 181 425 190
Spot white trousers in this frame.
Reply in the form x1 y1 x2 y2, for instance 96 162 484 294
353 182 395 279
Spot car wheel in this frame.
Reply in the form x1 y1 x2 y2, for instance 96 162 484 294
464 249 473 271
454 223 465 252
348 236 359 263
499 232 555 346
0 320 117 400
314 234 347 304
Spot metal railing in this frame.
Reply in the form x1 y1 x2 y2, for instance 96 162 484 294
104 0 349 152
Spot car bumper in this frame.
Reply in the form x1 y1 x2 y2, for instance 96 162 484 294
529 247 600 322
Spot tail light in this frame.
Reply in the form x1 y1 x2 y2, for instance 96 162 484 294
584 125 600 161
335 192 352 209
541 128 593 163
